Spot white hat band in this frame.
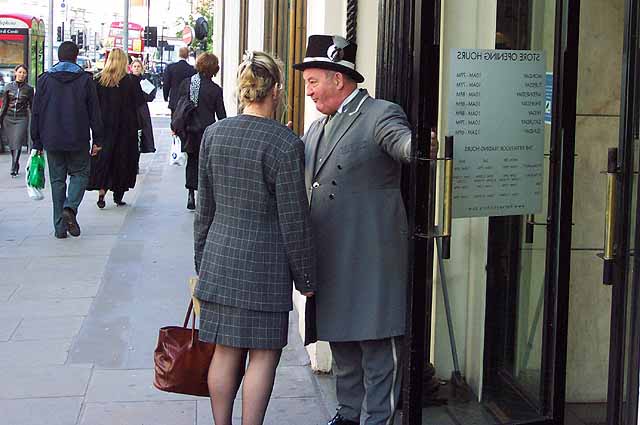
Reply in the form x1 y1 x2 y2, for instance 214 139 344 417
303 56 356 70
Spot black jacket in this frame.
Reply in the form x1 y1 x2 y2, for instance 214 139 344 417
163 59 195 110
0 81 34 120
177 75 226 153
31 62 103 151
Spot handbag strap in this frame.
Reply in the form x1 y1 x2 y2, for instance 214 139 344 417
183 299 194 328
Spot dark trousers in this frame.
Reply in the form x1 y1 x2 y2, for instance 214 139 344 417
330 336 404 425
185 152 199 190
46 150 90 234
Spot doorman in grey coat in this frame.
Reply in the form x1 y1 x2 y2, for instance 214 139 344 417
294 35 436 425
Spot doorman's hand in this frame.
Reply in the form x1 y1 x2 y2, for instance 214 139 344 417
91 144 103 156
301 291 315 298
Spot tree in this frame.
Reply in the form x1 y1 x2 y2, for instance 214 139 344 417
176 0 214 53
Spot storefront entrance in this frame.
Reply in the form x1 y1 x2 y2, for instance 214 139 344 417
375 0 640 424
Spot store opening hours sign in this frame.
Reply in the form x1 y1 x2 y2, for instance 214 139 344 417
448 49 546 218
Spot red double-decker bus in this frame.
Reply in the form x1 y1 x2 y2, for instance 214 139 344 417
0 14 45 90
103 21 145 58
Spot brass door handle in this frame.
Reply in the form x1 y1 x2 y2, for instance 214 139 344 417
441 136 454 259
602 147 618 285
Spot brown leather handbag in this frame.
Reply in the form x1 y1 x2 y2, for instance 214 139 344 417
153 300 215 396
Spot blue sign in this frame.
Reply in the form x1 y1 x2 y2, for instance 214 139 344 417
545 72 553 124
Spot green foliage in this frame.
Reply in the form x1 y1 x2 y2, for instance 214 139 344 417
176 0 214 53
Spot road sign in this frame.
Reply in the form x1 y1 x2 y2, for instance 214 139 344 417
182 25 193 45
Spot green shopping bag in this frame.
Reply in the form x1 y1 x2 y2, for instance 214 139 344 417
27 153 46 189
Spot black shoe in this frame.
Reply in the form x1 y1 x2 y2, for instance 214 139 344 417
187 190 195 210
327 413 359 425
97 194 106 209
113 192 127 206
55 230 68 239
62 207 81 237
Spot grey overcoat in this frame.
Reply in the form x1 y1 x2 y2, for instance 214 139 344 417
303 89 412 342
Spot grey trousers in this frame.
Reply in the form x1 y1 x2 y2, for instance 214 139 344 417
330 336 403 425
46 150 90 234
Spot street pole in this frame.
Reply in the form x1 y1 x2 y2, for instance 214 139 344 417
123 0 129 56
48 0 54 68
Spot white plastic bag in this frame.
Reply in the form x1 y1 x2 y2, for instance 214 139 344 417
169 135 186 166
25 150 44 201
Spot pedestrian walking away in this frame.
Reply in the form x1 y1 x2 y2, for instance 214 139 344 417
0 64 34 177
163 47 196 118
130 59 157 154
294 35 437 425
30 41 104 239
193 50 316 425
88 48 146 208
175 52 226 210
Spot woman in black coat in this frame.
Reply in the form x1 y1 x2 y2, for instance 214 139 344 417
130 59 156 154
0 65 34 176
88 48 145 207
177 52 226 210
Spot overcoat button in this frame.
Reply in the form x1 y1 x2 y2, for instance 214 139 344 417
332 180 337 186
312 182 320 188
337 165 343 170
329 194 335 200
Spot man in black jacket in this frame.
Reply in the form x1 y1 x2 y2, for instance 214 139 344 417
31 41 104 239
163 47 196 115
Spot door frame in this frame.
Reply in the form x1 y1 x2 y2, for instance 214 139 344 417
608 0 640 423
374 0 582 423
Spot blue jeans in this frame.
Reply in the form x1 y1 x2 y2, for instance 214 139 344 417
46 150 90 234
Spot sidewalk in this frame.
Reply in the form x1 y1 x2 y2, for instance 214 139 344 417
0 108 336 424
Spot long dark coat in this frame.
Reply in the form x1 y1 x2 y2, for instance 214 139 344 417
302 89 412 343
88 74 145 192
177 75 226 154
133 75 156 153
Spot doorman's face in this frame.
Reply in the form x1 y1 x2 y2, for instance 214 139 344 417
303 68 342 115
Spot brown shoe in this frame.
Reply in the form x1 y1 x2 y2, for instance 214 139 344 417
62 208 81 237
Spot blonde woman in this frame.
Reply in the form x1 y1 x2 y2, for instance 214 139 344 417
88 48 145 208
193 51 316 425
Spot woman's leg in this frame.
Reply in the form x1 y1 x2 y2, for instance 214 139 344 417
208 344 246 425
241 349 282 425
10 149 18 174
14 148 21 174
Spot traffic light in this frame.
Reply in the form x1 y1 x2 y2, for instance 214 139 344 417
144 26 157 47
77 32 84 49
71 34 76 44
56 26 62 42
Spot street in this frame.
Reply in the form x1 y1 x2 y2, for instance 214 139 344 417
0 108 335 425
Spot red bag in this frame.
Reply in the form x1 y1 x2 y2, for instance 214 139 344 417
153 300 215 396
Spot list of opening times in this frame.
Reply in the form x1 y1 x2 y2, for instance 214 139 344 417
448 49 546 218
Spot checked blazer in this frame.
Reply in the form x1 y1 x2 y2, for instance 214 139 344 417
194 115 317 312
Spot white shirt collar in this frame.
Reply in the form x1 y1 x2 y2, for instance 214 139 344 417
337 88 360 114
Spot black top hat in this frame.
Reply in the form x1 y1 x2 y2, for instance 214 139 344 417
293 35 364 83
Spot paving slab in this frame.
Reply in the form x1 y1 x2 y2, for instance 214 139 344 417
196 397 329 425
0 283 19 301
84 368 198 402
12 316 85 341
0 316 20 341
0 235 118 258
12 282 100 299
0 365 92 399
0 397 84 425
79 400 197 425
0 339 71 366
0 298 93 319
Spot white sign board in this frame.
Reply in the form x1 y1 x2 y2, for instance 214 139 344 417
448 49 546 218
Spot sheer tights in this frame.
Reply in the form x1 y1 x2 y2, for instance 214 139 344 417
208 344 282 425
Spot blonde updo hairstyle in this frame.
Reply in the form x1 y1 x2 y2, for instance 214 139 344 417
237 51 284 109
